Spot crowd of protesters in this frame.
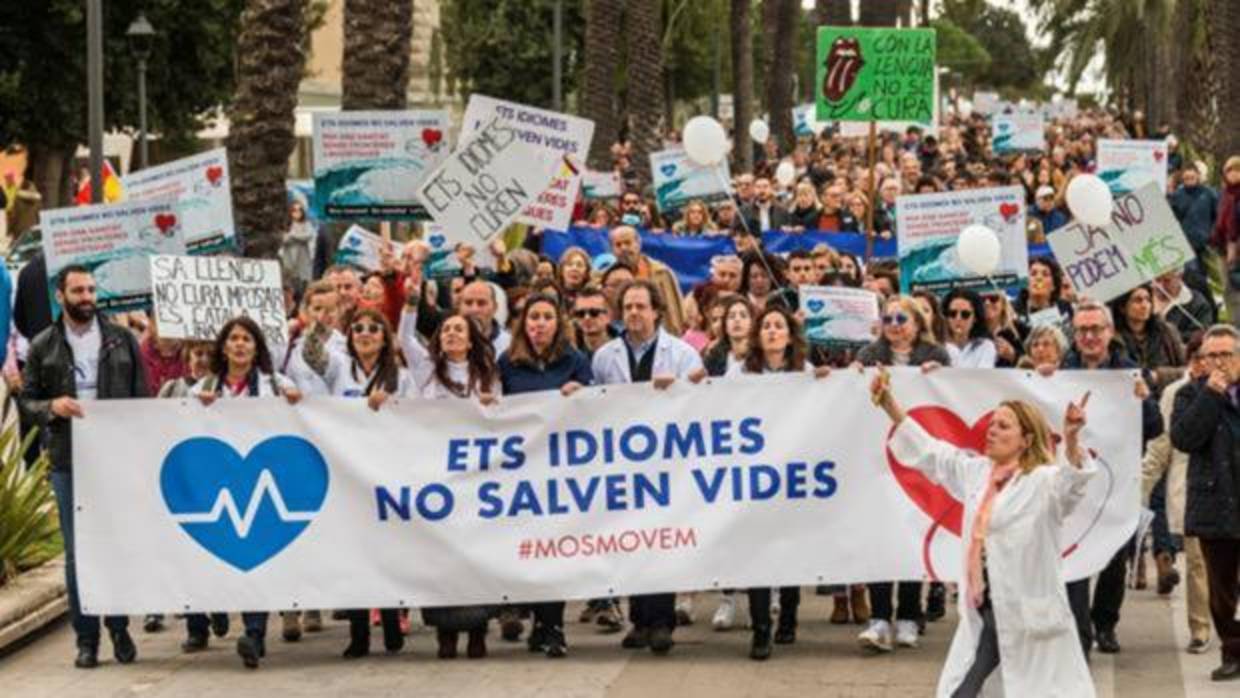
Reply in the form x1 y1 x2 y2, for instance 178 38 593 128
3 102 1238 688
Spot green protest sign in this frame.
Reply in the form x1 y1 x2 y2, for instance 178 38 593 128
816 27 936 123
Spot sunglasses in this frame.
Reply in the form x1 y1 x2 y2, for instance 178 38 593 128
882 313 910 326
947 309 974 319
983 295 1003 304
574 308 607 319
351 322 384 335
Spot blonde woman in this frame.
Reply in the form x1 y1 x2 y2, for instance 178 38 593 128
671 200 717 236
870 370 1095 697
787 181 822 231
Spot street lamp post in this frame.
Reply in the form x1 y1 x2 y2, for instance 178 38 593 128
87 0 104 204
126 13 155 171
552 0 562 112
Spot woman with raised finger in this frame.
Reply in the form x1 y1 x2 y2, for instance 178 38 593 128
870 371 1096 697
497 294 593 658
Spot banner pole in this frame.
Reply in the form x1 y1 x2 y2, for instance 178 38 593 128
865 120 877 262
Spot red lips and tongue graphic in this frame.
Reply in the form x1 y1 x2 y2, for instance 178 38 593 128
823 36 864 103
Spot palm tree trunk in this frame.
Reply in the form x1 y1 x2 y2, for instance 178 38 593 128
731 0 755 173
226 0 308 260
583 0 623 170
626 0 663 191
764 0 799 152
815 0 851 25
1182 1 1220 158
1216 0 1240 159
342 0 413 110
858 0 901 26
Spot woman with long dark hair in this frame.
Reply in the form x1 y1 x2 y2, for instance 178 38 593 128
1110 284 1186 389
942 289 997 368
702 295 754 377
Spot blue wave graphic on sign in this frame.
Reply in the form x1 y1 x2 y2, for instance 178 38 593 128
160 436 329 572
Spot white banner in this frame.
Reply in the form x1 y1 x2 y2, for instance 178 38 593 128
1047 182 1192 303
650 147 731 213
120 148 236 254
1096 139 1169 195
896 185 1029 294
417 117 557 244
150 255 288 347
74 369 1140 615
991 113 1045 153
335 224 385 271
799 285 879 347
460 95 595 231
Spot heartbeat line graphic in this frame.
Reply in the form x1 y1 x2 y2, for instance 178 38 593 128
170 470 318 539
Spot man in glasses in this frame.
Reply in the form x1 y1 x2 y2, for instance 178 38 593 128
571 286 614 360
1170 324 1240 682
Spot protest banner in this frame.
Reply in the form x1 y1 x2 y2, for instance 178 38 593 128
972 91 1000 116
650 147 731 214
991 113 1045 153
799 285 879 348
582 169 622 200
1096 138 1169 195
40 199 186 312
835 74 941 137
335 224 385 271
74 368 1138 614
417 117 558 244
896 185 1029 293
1046 182 1193 303
312 110 450 219
792 103 827 137
816 27 936 123
460 95 595 231
422 221 500 278
150 255 288 348
120 148 236 254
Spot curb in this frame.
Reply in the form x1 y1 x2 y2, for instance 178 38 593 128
0 556 68 653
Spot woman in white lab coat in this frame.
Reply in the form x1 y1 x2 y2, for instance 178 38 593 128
869 368 1096 698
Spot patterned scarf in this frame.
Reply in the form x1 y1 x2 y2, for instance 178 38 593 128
966 463 1019 609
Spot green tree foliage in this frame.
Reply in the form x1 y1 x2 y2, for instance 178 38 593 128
440 0 585 109
942 1 1038 90
931 18 991 84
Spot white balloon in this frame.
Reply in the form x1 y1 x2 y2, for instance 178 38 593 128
682 115 729 167
774 160 796 187
956 224 1002 276
748 118 770 144
1065 174 1114 227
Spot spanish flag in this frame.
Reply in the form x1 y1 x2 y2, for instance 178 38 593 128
75 159 124 205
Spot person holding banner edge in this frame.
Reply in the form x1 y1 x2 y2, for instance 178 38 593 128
869 366 1097 697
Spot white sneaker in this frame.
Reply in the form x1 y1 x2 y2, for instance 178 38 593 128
858 619 893 652
712 595 736 631
895 619 919 648
675 595 695 626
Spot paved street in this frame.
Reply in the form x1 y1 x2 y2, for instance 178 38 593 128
1 559 1235 698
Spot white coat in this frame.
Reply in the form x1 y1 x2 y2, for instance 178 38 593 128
889 418 1097 698
591 327 703 385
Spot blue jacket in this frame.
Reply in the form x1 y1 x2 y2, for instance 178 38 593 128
1168 184 1219 251
1029 205 1069 235
499 348 593 395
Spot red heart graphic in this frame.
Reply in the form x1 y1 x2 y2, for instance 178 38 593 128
1153 150 1164 162
998 202 1020 222
421 128 443 148
154 213 178 234
205 165 223 186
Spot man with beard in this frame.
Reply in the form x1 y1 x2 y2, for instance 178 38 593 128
740 178 789 233
20 265 148 669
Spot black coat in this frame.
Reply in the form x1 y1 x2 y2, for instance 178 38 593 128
14 251 52 341
1170 380 1240 539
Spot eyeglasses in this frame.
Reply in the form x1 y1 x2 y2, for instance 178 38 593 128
947 309 974 320
1201 351 1237 362
351 322 384 335
574 308 607 319
1073 324 1108 337
882 313 910 326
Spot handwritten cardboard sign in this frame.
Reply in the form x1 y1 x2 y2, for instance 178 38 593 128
150 255 288 347
816 27 936 123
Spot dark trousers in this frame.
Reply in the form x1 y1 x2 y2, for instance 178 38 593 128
347 609 400 639
185 613 229 637
240 612 268 638
1091 543 1131 631
530 601 566 629
1065 579 1093 657
628 593 676 631
747 587 800 630
1199 538 1240 661
1150 477 1178 556
867 580 923 622
50 471 129 649
951 606 1000 698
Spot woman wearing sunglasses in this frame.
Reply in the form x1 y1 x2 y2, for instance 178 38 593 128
497 293 593 658
943 289 997 369
981 292 1025 367
854 295 951 653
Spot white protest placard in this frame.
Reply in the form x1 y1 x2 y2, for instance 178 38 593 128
650 147 731 213
799 285 879 347
582 169 621 200
896 185 1029 294
1047 182 1193 303
313 110 451 219
120 148 236 254
423 222 499 278
972 91 1000 116
991 113 1045 153
74 369 1138 613
792 103 827 137
335 224 385 271
417 117 558 244
150 255 288 348
1096 139 1169 195
40 200 187 312
460 95 595 231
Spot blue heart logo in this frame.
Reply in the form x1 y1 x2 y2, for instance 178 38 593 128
429 233 446 248
160 436 329 572
806 299 825 313
347 236 362 248
997 122 1010 132
660 164 677 177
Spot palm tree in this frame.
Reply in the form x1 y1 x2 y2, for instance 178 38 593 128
626 0 663 190
731 0 755 173
583 0 623 170
1217 0 1240 159
341 0 414 109
763 0 800 151
226 0 308 260
858 0 902 26
816 0 851 25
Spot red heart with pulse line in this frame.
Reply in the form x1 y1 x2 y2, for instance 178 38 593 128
885 406 994 537
154 213 178 235
998 202 1020 222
